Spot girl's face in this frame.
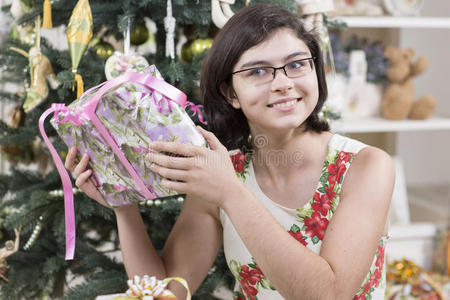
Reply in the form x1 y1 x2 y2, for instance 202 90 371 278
228 28 319 134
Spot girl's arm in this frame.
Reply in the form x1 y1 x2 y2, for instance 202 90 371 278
114 196 222 298
65 147 222 298
148 127 394 299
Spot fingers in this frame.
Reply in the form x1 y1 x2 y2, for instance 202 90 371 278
160 178 188 194
75 169 93 189
146 151 193 170
149 163 189 182
148 141 203 157
65 147 78 171
196 126 225 151
73 153 90 177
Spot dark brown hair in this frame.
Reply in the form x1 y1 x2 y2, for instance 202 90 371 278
200 3 329 153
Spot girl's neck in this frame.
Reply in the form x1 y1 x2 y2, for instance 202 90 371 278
249 128 332 182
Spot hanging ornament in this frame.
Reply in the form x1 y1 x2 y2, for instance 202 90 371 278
0 228 20 283
211 0 235 28
93 40 114 60
9 0 35 45
42 0 52 29
164 0 176 59
135 17 157 55
190 38 213 56
9 16 61 113
66 0 93 99
23 216 43 251
104 19 149 80
297 0 335 72
180 37 213 63
0 104 30 163
105 52 149 80
130 22 149 46
0 105 51 171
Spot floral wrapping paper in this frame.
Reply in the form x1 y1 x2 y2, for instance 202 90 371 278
51 68 206 207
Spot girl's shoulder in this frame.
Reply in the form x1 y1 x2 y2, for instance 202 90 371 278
327 133 368 154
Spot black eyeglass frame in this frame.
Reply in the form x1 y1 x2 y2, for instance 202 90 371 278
231 57 316 79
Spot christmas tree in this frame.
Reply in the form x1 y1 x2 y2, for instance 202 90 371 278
0 0 298 299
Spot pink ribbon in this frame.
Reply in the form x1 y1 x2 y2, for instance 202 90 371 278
39 72 188 260
183 101 208 125
39 106 76 260
52 103 82 126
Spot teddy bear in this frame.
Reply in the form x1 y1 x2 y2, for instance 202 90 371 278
381 46 436 120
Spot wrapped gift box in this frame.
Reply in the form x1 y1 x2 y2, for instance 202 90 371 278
48 67 206 207
39 67 206 259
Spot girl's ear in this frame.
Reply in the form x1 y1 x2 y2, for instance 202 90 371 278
220 83 241 109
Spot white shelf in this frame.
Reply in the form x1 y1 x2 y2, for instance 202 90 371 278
333 16 450 29
331 115 450 133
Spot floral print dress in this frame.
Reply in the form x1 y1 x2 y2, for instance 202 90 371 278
220 134 389 300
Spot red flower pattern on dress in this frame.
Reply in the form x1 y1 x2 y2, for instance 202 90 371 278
238 264 264 299
231 152 247 173
369 268 382 288
375 244 385 269
352 241 386 300
327 161 347 187
288 229 308 246
338 151 352 164
240 278 258 300
240 265 264 285
324 184 337 200
304 212 329 240
311 192 332 216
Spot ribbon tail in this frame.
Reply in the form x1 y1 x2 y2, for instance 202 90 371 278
43 0 53 29
39 106 76 260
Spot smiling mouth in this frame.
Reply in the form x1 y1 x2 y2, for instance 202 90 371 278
267 98 301 108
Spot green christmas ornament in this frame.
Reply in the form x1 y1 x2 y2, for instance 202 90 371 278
130 22 149 46
93 41 114 60
190 38 213 56
181 38 213 62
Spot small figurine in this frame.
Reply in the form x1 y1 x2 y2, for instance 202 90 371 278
0 228 20 283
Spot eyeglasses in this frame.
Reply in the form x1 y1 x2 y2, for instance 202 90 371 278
231 57 315 85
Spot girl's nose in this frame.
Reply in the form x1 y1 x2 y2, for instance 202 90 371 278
271 70 294 93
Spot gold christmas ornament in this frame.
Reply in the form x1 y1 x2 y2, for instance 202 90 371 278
93 41 114 60
181 38 213 62
130 22 149 46
190 38 213 55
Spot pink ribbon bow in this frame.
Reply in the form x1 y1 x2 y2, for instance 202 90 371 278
184 101 208 125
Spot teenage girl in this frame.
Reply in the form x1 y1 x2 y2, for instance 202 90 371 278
65 4 394 299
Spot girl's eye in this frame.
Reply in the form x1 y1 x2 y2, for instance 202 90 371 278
247 67 269 77
287 60 307 70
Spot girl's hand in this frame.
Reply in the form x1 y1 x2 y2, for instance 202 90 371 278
146 126 243 208
64 147 111 208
